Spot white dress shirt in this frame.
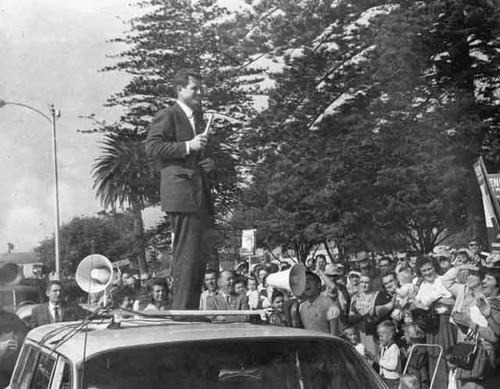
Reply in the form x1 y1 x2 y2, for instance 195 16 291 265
177 100 197 155
379 343 401 379
177 99 196 133
48 302 62 323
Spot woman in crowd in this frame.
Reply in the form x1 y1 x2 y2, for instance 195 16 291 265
143 279 170 311
315 254 327 272
349 274 379 358
452 268 500 389
412 256 456 389
112 286 136 310
442 263 484 342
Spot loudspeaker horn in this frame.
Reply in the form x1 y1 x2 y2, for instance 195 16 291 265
0 262 23 285
76 254 113 294
265 264 307 296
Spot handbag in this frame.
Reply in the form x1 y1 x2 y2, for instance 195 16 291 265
446 331 487 380
411 305 438 332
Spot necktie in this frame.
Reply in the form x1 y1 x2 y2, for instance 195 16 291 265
187 112 196 135
54 306 61 323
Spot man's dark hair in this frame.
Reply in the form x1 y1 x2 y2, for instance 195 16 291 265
484 268 500 293
305 271 321 285
382 272 398 282
46 280 63 292
204 268 218 277
234 275 247 286
174 68 201 89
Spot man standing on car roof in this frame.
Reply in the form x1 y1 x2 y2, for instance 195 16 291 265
146 68 214 310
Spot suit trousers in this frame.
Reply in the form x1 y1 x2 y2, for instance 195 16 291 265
169 199 212 310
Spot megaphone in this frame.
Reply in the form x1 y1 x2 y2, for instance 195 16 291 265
76 254 113 294
0 261 23 285
265 264 307 296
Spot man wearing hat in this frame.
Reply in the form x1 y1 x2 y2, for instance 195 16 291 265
468 239 488 266
347 270 361 296
357 256 383 292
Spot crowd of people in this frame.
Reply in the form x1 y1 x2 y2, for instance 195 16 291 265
3 239 500 389
99 240 500 389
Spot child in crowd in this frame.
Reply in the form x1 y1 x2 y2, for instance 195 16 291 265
234 276 247 297
342 325 369 360
401 324 429 389
398 374 419 389
299 271 340 335
377 320 401 389
268 290 286 326
246 277 261 309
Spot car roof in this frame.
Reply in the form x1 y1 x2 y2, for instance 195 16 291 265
27 319 340 365
0 285 40 291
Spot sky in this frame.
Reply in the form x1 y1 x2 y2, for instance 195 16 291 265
0 0 152 252
0 0 251 253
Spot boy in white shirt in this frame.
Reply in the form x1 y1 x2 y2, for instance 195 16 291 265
377 320 401 389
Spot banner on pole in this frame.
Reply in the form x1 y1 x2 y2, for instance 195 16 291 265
241 229 256 255
474 157 500 253
488 173 500 202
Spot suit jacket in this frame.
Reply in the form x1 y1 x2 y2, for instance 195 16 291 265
146 103 212 213
206 293 249 322
30 303 88 329
206 293 249 311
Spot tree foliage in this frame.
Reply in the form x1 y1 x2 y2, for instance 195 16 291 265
34 213 136 275
92 129 159 273
90 0 500 261
231 0 500 256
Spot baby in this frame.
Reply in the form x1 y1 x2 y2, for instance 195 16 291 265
391 268 417 323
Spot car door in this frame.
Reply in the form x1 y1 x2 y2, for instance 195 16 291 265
10 344 61 389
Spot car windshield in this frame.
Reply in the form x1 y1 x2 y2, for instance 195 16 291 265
82 339 383 389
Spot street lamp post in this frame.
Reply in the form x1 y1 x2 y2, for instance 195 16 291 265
0 99 62 280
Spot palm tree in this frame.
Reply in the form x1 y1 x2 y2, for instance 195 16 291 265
92 129 159 275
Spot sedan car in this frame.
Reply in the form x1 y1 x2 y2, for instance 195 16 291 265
7 315 387 389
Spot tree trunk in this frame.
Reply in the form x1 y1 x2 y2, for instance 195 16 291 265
131 203 147 275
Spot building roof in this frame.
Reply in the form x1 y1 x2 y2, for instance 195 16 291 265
27 319 338 365
0 252 39 265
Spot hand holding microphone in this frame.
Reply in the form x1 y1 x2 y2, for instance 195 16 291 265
188 114 213 151
188 133 208 151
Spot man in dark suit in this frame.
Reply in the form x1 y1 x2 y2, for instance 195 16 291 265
30 281 87 328
146 68 214 310
205 270 249 322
